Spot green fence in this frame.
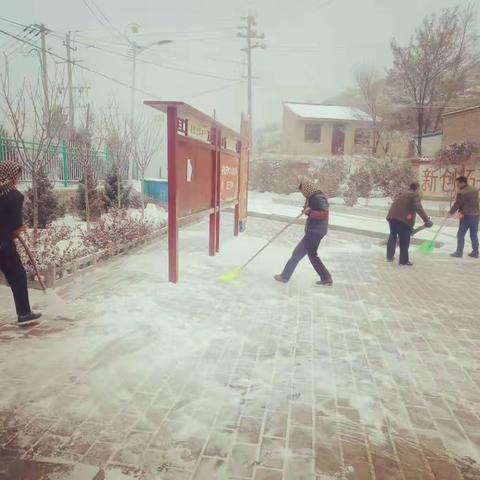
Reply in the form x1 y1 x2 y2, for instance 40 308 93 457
0 132 138 186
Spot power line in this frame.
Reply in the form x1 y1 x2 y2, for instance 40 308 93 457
81 0 123 40
49 33 241 81
1 21 251 112
0 16 29 29
186 80 244 99
0 25 244 105
0 15 242 81
0 27 162 100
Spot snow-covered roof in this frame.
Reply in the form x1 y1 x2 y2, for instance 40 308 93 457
284 102 373 122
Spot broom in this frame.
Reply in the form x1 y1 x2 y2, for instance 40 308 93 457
418 217 449 254
17 236 74 320
218 212 304 282
18 236 47 291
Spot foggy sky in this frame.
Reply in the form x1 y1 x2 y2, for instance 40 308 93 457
1 0 475 132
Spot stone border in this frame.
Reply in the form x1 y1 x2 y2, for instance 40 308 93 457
241 210 445 247
0 209 212 291
271 197 455 223
0 227 168 291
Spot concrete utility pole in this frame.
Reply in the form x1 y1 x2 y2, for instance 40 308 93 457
64 32 76 136
36 24 50 110
129 42 138 142
237 15 266 145
125 23 172 180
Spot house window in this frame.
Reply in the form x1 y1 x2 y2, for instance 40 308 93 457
354 128 370 146
304 124 322 143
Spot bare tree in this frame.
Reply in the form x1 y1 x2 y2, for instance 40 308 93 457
355 67 384 155
72 108 105 228
103 100 133 209
389 3 479 156
132 115 163 216
0 56 66 231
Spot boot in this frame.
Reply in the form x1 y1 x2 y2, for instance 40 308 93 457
468 251 479 258
317 278 333 286
17 312 42 326
450 252 463 258
399 262 414 266
274 274 287 283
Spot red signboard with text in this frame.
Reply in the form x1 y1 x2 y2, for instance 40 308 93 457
220 153 239 202
144 101 249 283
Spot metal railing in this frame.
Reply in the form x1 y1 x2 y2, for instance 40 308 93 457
0 132 138 185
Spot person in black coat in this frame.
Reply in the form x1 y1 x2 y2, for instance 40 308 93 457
0 161 41 325
274 179 332 285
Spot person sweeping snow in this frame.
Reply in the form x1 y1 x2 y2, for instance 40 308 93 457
274 178 332 286
0 161 42 326
449 176 479 259
386 182 433 266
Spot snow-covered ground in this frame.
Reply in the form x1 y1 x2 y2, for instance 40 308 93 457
0 214 479 479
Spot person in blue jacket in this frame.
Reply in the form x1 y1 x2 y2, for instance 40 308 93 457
274 178 332 285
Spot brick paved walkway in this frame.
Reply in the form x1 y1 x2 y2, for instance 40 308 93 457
1 216 479 480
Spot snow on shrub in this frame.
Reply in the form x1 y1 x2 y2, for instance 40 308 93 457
309 157 351 197
16 225 89 275
80 208 158 256
14 208 165 277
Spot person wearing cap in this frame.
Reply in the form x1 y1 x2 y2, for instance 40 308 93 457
0 161 42 326
449 176 479 259
386 182 433 266
274 179 332 286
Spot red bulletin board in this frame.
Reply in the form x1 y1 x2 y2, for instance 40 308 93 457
144 101 249 283
220 152 239 202
176 136 214 217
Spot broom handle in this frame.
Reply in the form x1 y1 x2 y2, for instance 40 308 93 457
240 212 304 270
17 235 47 291
430 217 449 243
411 225 427 236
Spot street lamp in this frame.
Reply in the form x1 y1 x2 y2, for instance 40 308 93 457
125 23 172 179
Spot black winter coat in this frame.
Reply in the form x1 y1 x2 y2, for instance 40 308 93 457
0 189 24 250
305 193 329 237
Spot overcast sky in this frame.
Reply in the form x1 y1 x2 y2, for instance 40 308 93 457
1 0 475 132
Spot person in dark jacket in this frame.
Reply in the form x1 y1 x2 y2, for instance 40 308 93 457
387 182 433 266
0 161 41 325
449 176 480 258
274 179 332 285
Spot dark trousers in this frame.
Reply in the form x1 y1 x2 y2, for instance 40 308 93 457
387 219 412 264
281 233 331 281
456 215 479 255
0 245 31 316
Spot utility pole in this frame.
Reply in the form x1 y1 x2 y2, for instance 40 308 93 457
124 23 172 180
129 42 138 148
237 15 266 145
64 32 76 136
85 103 91 132
36 24 50 110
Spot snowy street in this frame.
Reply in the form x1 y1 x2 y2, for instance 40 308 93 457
1 214 480 480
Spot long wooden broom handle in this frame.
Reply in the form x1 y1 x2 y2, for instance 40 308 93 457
17 235 47 291
430 216 449 243
240 212 304 270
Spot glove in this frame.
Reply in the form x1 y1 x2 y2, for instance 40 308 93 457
303 207 311 215
425 219 433 228
12 225 26 238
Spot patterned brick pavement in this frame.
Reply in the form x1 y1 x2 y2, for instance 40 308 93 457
1 216 479 480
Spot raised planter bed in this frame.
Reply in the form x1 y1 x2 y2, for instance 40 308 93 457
0 227 167 290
